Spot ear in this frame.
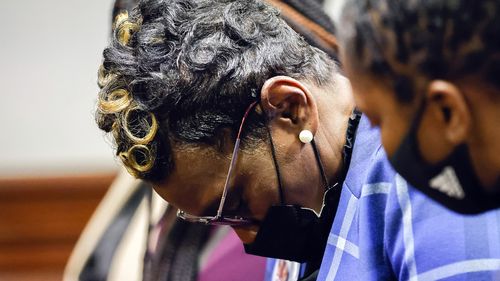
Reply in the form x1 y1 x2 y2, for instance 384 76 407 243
260 76 319 137
426 80 471 145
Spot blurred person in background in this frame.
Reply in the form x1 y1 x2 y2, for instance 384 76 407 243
338 0 500 214
93 0 500 280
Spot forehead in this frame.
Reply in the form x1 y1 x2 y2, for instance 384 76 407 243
154 144 228 215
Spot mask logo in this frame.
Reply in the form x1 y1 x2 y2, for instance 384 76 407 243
429 166 465 199
390 101 500 213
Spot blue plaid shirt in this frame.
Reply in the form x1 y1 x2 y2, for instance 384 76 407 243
317 116 500 280
266 116 500 281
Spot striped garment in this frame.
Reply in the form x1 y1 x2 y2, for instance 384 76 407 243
318 116 500 280
267 115 500 281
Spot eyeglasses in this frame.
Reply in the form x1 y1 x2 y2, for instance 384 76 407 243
176 101 258 226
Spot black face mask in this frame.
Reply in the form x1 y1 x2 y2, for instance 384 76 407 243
244 185 339 263
244 111 361 263
389 102 500 214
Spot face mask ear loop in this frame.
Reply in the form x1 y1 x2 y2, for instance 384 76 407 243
266 125 286 205
311 139 330 191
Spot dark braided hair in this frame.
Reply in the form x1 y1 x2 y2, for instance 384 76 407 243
342 0 500 102
96 0 336 182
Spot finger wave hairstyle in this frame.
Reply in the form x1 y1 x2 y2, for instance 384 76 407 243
343 0 500 102
96 0 336 182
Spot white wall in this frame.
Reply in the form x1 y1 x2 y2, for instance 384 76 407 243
324 0 347 27
0 0 119 177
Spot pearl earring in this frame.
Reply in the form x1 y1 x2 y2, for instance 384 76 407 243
299 129 313 143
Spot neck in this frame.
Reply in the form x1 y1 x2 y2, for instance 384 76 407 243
306 103 353 213
297 75 355 213
315 77 356 188
317 106 355 186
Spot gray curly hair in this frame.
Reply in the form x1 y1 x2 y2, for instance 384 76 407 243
96 0 337 182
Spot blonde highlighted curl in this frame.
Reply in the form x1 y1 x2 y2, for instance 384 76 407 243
113 11 140 46
96 11 158 178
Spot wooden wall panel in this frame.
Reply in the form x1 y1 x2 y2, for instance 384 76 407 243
0 173 115 281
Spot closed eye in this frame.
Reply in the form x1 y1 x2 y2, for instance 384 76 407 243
224 194 244 215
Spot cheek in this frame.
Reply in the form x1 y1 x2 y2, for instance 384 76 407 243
378 111 411 158
379 126 401 157
231 178 278 244
350 82 365 104
243 175 280 221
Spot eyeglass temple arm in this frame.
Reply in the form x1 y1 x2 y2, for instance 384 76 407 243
216 101 258 218
217 139 241 217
